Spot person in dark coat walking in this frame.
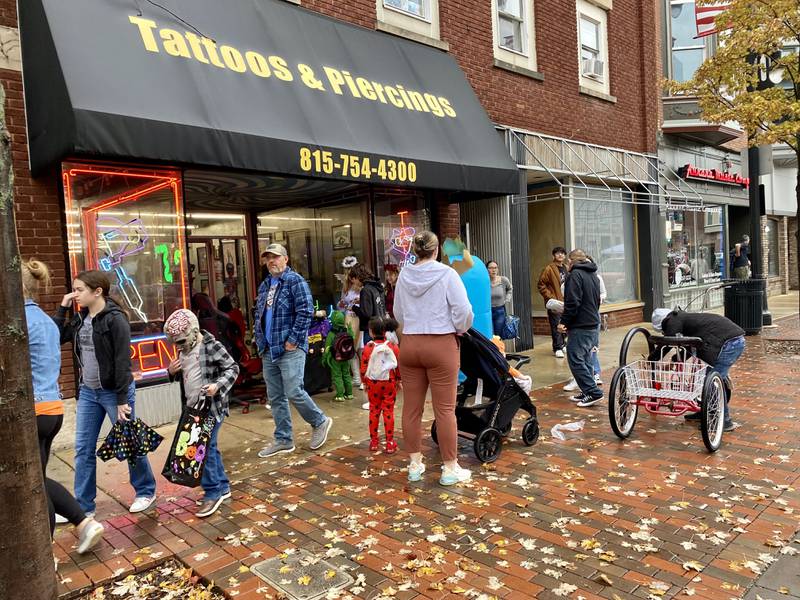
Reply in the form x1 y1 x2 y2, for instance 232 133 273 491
651 308 745 432
557 249 603 407
349 263 387 344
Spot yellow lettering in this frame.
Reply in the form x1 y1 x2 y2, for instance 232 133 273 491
245 50 271 77
424 93 445 117
269 56 294 81
200 37 225 68
407 90 429 112
384 86 405 108
341 71 361 98
299 64 325 91
324 66 346 95
184 32 210 64
372 82 388 104
439 97 457 118
355 77 377 100
220 45 246 72
159 29 190 58
129 15 159 53
396 85 414 110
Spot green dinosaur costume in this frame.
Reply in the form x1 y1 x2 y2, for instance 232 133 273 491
324 311 354 400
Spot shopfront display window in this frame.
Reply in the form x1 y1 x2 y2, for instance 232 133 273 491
766 219 780 276
574 190 638 304
373 193 430 283
62 162 189 383
664 205 725 288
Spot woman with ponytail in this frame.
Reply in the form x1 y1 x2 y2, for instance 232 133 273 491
54 269 156 516
22 259 104 555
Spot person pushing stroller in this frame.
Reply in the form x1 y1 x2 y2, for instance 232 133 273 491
651 308 744 432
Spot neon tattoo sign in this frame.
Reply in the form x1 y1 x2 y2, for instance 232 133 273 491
389 211 416 268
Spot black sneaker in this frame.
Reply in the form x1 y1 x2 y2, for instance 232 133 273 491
576 395 603 408
723 420 739 432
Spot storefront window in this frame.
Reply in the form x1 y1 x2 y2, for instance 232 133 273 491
62 162 189 383
257 200 368 310
574 191 638 304
766 219 780 276
665 205 725 288
373 193 430 284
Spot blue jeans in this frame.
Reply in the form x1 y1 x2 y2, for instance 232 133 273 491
592 324 601 376
491 306 506 337
714 335 745 421
566 327 602 399
74 382 156 513
262 349 327 444
201 417 230 500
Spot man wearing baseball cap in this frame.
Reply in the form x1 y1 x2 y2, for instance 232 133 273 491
254 244 333 457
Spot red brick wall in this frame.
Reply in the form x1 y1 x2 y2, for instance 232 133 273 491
789 217 798 291
533 305 644 335
436 196 461 241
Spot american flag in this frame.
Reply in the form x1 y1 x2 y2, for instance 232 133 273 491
695 3 732 38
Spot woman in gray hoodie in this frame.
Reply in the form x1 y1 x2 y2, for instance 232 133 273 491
393 231 473 486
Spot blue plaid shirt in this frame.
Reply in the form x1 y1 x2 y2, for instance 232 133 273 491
254 266 313 360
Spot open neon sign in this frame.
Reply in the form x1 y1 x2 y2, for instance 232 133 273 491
130 334 177 379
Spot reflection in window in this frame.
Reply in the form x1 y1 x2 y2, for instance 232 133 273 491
579 16 600 61
665 207 724 288
384 0 428 19
766 219 780 276
574 191 638 304
498 0 526 53
62 162 189 382
670 0 705 82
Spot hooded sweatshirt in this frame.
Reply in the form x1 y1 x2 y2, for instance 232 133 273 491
323 311 354 367
393 261 473 335
354 278 386 331
560 260 601 330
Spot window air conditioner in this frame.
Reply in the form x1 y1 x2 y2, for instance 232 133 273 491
581 58 604 80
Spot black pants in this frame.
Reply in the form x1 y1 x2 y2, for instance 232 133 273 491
37 414 86 536
547 310 565 352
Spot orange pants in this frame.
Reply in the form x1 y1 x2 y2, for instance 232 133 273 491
400 334 460 462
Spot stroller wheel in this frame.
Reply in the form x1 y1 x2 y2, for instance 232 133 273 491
521 419 539 446
474 428 502 463
430 421 438 445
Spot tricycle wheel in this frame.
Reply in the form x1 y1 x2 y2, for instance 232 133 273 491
430 421 438 445
474 428 502 463
521 419 539 446
701 371 725 452
618 327 652 367
608 368 638 439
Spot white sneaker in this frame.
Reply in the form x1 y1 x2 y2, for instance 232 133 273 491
361 402 370 410
594 374 603 385
408 462 426 482
555 349 565 358
563 379 579 392
55 513 68 525
440 465 471 486
129 496 156 513
359 383 365 390
77 520 104 554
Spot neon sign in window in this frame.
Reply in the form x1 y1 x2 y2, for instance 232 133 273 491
62 162 189 383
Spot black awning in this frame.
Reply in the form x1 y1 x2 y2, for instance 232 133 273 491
19 0 518 194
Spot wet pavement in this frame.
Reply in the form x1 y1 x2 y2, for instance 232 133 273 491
49 295 800 599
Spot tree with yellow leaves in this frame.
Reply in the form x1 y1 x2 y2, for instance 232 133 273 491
670 0 800 303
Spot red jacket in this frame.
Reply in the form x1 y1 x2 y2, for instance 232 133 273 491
360 338 400 383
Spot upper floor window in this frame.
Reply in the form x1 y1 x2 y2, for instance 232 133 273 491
579 15 600 63
498 0 526 54
576 0 610 96
384 0 429 21
670 0 705 82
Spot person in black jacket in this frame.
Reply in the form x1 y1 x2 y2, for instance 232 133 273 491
557 249 603 407
348 263 387 344
55 270 156 517
651 308 745 431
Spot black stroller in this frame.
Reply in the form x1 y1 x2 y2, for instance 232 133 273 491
430 328 539 463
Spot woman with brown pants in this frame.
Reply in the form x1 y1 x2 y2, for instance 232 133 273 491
393 231 474 486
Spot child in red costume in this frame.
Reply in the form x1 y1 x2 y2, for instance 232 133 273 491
360 316 401 454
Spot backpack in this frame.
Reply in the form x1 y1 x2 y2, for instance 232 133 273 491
365 341 397 381
332 331 356 362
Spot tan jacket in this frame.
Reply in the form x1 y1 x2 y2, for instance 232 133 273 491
537 262 565 303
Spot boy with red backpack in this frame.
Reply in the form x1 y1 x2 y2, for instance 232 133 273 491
360 316 401 454
323 311 356 402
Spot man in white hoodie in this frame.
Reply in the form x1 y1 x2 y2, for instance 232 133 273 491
393 231 474 487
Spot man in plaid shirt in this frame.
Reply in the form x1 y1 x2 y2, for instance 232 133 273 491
254 244 333 458
164 309 239 518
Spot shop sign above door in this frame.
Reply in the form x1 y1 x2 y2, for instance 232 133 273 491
678 164 750 188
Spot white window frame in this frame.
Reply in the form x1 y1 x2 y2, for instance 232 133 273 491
668 0 707 83
491 0 538 74
383 0 430 22
576 0 610 97
376 0 441 46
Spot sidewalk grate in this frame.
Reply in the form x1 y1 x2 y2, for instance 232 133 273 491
250 549 354 600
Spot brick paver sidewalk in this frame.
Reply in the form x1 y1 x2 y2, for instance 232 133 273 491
55 331 800 599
